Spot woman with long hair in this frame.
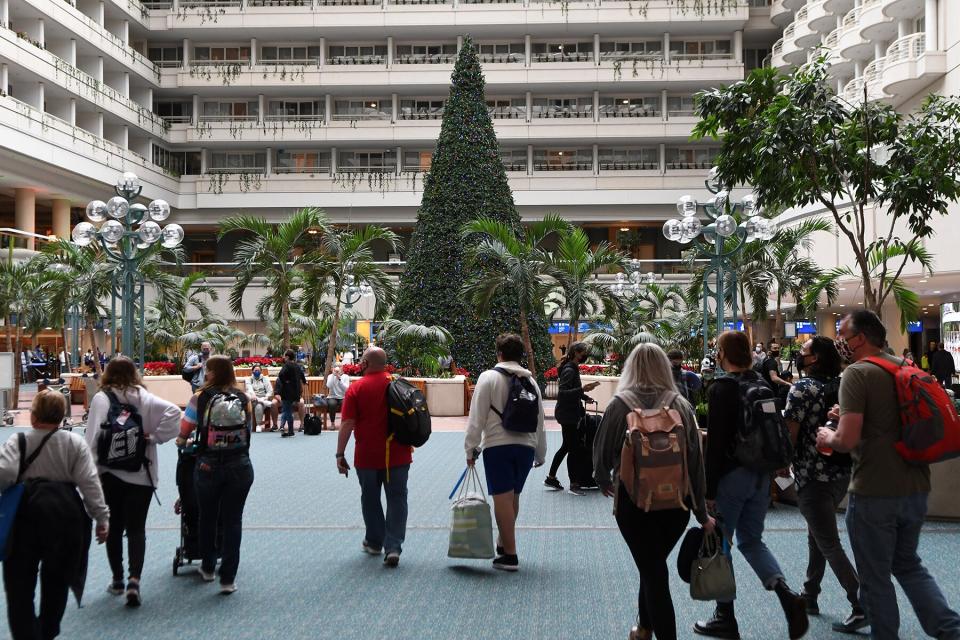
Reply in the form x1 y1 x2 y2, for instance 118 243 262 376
176 355 254 594
593 343 714 640
84 356 181 606
544 341 599 494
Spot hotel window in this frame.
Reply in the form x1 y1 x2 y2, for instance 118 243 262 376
666 95 696 117
403 151 434 172
531 42 593 62
533 148 593 171
665 147 720 170
500 148 528 172
338 150 396 172
260 46 322 63
398 99 445 120
598 96 659 118
201 101 258 120
193 46 251 62
486 98 526 119
744 48 770 71
332 99 390 119
394 44 457 64
327 45 388 64
598 40 663 60
147 46 182 67
267 100 324 120
477 43 525 63
670 40 732 60
152 144 201 175
275 150 329 173
208 151 267 172
153 100 192 121
598 147 659 171
532 97 592 118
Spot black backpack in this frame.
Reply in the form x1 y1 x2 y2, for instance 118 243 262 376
490 367 539 434
303 414 323 436
733 371 793 473
96 391 148 472
386 378 431 447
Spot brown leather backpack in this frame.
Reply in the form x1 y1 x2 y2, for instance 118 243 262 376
616 390 690 512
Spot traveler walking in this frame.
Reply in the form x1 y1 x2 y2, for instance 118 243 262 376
276 349 307 438
668 348 703 404
176 355 255 594
245 364 278 431
465 334 547 572
817 311 960 640
336 347 411 568
593 343 715 640
930 342 956 388
544 341 598 494
183 342 212 392
325 365 350 429
783 338 865 632
695 330 808 640
0 390 109 640
922 340 938 373
758 342 792 399
84 356 181 607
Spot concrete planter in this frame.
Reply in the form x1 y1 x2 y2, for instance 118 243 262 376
580 375 620 411
141 375 194 407
405 376 467 417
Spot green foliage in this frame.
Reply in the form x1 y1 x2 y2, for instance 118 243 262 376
392 36 554 379
693 58 960 320
379 319 452 377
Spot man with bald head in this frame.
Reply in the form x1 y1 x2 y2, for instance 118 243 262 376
336 347 412 568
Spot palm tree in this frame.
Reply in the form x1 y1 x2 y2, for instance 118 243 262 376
633 282 687 326
378 319 452 377
548 228 625 348
299 225 399 377
219 207 329 351
462 214 570 378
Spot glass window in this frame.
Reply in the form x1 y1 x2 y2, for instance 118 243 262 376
597 147 658 170
499 148 528 172
666 95 696 116
533 148 592 171
665 147 720 169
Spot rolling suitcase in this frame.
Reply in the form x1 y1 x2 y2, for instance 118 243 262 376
568 403 601 489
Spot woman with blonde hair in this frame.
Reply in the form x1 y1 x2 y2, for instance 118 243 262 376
85 356 181 607
593 342 714 640
176 355 254 594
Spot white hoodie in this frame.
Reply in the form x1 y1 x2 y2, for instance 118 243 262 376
464 360 547 465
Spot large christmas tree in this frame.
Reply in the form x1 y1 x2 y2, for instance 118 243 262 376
393 36 554 379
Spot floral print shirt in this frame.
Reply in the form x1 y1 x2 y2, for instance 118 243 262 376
784 376 850 489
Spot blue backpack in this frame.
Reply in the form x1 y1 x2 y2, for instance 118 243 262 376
490 367 540 433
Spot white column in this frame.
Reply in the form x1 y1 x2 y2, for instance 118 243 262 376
95 57 104 82
874 41 885 59
122 72 130 98
592 90 599 123
14 188 36 250
182 38 191 67
36 82 44 111
68 39 77 66
258 94 265 122
95 112 104 137
593 33 600 66
324 94 332 124
319 37 326 66
897 19 909 39
524 35 531 66
387 36 394 66
734 30 743 63
1 64 8 95
0 0 7 30
395 145 402 175
330 147 337 176
68 98 76 125
526 144 533 175
145 87 153 109
172 0 179 10
200 148 208 173
592 144 598 175
854 61 862 77
97 0 104 25
265 147 272 174
120 125 129 149
250 38 257 65
924 0 937 50
51 199 71 241
663 32 670 64
658 143 665 173
36 19 44 49
391 93 398 122
525 91 532 122
837 77 845 94
661 89 668 120
456 35 463 51
121 20 129 45
191 94 199 125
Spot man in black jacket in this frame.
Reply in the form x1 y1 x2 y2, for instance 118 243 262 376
930 343 957 388
276 349 307 438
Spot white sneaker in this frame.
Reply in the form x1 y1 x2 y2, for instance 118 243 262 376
198 567 216 582
220 582 237 595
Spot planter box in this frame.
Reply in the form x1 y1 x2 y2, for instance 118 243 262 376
580 375 620 411
405 376 467 417
141 375 194 407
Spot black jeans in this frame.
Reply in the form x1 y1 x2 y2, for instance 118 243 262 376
3 535 69 640
326 397 343 426
548 419 579 479
195 454 254 584
796 477 861 609
615 484 690 640
100 472 153 581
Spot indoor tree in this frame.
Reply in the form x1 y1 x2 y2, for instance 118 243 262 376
392 35 555 379
693 58 960 329
219 207 328 351
378 319 452 377
462 214 570 378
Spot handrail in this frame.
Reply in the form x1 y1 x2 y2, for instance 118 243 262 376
841 5 862 31
772 37 784 55
863 56 885 88
824 27 840 49
885 32 926 64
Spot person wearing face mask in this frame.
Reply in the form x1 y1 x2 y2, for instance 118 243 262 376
783 337 864 633
752 342 767 369
817 311 960 640
758 342 792 399
695 330 808 640
183 341 213 392
245 364 278 432
668 349 702 404
545 341 599 494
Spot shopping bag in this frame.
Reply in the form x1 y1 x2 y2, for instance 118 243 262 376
447 466 495 560
0 483 25 562
690 530 736 601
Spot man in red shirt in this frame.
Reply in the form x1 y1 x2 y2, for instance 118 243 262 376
336 347 412 568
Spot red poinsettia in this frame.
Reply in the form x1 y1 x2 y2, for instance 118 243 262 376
144 361 175 376
233 357 283 367
544 367 559 380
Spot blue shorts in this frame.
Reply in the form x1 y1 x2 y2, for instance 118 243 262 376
482 444 535 496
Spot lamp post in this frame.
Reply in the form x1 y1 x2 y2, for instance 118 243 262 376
661 167 777 357
72 172 183 368
337 262 373 356
611 258 662 298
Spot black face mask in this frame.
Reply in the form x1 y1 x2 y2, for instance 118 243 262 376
795 353 807 372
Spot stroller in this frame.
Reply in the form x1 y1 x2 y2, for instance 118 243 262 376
172 442 222 575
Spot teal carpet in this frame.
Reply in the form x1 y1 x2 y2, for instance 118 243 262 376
1 429 958 639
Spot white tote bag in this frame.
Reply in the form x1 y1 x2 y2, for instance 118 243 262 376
447 466 495 560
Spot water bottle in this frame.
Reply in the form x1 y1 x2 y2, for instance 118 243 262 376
817 420 836 456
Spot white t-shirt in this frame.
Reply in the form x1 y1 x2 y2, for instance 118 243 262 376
341 351 354 365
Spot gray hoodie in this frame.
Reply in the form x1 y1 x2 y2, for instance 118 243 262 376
464 360 547 465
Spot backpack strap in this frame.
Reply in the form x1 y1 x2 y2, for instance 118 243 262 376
862 355 909 375
16 429 58 484
489 367 514 419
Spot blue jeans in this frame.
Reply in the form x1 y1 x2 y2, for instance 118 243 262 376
356 465 409 555
195 454 254 584
280 400 295 435
846 492 960 640
714 466 784 599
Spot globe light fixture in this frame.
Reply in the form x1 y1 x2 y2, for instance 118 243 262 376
148 199 171 221
680 216 702 240
86 200 108 223
662 218 684 242
676 195 698 217
71 221 97 246
741 193 760 218
106 196 129 219
160 223 185 248
100 220 124 244
138 221 162 245
715 214 738 237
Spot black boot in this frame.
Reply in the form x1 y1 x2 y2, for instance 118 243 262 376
693 602 741 639
774 579 810 640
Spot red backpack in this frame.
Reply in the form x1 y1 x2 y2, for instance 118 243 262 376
864 356 960 464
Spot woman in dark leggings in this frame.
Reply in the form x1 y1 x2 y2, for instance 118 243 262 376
84 357 182 607
593 343 714 640
544 342 597 494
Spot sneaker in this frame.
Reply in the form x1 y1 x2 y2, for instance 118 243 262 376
492 554 519 572
543 476 563 491
125 581 141 607
361 540 382 555
198 567 216 582
107 580 124 596
567 484 586 496
280 432 293 438
496 545 505 556
832 611 869 634
800 591 820 615
220 582 237 595
384 552 400 568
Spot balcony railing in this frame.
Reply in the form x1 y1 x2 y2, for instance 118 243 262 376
199 114 258 121
338 166 395 173
160 114 192 123
783 22 796 39
247 0 309 5
599 105 659 117
263 114 326 121
207 166 266 173
886 32 926 65
259 58 321 66
397 107 443 120
478 52 524 63
460 0 521 4
841 6 862 32
401 164 431 172
394 53 456 64
326 54 385 65
667 108 695 117
772 38 784 57
503 161 527 172
823 28 840 49
153 59 183 68
534 162 593 171
670 52 734 61
600 51 664 62
275 165 330 173
488 106 525 119
532 51 593 63
599 161 659 170
388 0 448 4
191 58 249 66
532 106 592 118
666 161 715 170
330 111 390 120
863 56 885 92
179 0 241 6
842 76 865 103
143 0 172 6
317 0 379 4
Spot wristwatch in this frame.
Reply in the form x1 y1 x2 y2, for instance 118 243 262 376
335 453 345 459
